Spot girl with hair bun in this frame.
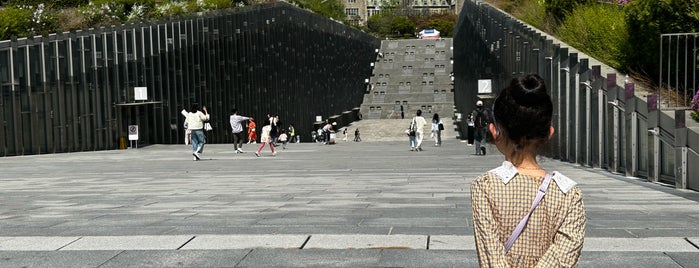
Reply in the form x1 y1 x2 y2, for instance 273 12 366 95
471 74 586 267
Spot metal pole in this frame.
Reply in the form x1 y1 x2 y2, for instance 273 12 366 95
659 35 663 110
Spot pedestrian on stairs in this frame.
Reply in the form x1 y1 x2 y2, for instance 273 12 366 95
431 113 443 146
412 110 427 151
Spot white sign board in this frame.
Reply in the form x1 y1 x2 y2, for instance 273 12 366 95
316 116 322 122
134 87 148 101
128 125 139 141
478 79 492 94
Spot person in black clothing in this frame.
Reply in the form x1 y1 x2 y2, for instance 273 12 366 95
472 100 490 155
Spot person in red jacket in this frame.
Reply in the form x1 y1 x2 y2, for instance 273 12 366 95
247 117 257 144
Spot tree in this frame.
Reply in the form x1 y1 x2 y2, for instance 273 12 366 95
367 12 393 36
427 13 456 37
391 16 415 36
291 0 347 21
624 0 699 80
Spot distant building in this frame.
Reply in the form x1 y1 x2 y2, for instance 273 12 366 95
345 0 456 26
343 0 367 26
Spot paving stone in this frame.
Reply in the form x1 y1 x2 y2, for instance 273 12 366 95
1 138 699 267
579 251 682 268
664 252 699 268
0 236 79 251
60 235 193 250
378 249 477 268
181 235 308 249
0 251 120 268
304 234 426 249
429 235 475 250
584 237 699 252
99 249 250 268
237 248 381 268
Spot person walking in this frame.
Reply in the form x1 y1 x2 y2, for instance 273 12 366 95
270 114 281 146
247 117 257 144
431 113 443 146
229 109 250 153
407 120 417 151
471 74 585 267
321 121 333 145
467 113 475 146
184 104 209 160
180 108 191 146
255 121 277 157
472 100 490 155
288 124 296 143
354 128 361 142
412 109 427 151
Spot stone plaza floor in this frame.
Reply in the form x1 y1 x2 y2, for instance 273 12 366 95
0 138 698 267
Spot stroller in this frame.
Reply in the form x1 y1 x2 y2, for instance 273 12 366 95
312 130 325 143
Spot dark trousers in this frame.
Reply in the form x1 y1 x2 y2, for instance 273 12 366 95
324 130 331 143
232 132 244 150
467 126 475 144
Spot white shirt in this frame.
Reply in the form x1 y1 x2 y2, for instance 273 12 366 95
229 114 250 133
184 110 209 130
413 116 427 133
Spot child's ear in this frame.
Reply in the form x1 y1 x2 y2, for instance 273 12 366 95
489 123 499 140
548 126 555 140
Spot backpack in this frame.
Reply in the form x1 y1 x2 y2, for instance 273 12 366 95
474 109 488 128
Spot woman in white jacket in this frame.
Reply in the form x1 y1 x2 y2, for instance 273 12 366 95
254 120 277 157
431 113 443 146
184 104 209 160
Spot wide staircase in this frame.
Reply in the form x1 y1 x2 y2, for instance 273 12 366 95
354 38 457 142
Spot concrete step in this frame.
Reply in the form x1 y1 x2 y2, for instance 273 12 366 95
338 118 459 142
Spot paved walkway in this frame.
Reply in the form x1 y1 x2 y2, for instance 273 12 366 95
1 136 698 267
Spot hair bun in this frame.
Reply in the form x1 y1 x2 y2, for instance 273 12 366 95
510 74 547 107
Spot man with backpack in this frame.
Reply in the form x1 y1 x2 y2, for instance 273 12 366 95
472 100 489 155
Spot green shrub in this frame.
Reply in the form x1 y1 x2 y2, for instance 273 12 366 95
79 1 126 26
5 0 89 8
625 0 699 79
511 0 552 33
557 4 628 70
153 1 190 18
544 0 594 23
0 6 32 40
201 0 234 9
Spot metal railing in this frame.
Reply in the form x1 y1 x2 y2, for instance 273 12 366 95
453 0 699 190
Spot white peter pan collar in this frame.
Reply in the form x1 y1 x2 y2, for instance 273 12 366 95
489 161 577 194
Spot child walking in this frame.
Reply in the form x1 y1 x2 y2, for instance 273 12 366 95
278 131 288 149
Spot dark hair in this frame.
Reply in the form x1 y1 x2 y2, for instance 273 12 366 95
231 108 238 114
416 109 422 116
493 74 553 149
432 113 439 121
191 103 200 112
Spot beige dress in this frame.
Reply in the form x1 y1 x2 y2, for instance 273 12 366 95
471 161 586 267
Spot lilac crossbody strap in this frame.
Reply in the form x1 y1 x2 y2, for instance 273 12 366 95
504 172 553 253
